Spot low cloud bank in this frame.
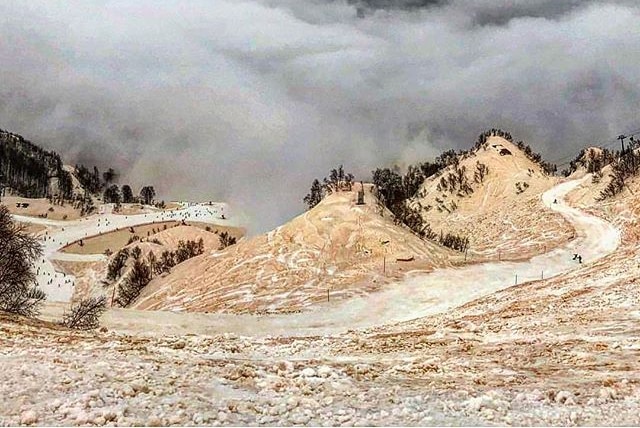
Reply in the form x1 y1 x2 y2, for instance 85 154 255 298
1 1 639 232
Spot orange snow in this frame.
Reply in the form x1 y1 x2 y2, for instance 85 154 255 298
62 222 243 255
344 169 640 400
131 137 577 314
69 225 242 305
132 185 461 314
411 136 573 261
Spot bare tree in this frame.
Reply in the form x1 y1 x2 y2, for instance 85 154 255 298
0 206 46 317
62 296 107 330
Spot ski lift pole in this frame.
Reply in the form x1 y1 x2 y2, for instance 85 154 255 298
381 240 390 274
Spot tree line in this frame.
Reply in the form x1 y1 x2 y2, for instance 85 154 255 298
303 165 355 209
596 141 640 200
300 129 557 252
304 129 553 251
371 159 471 252
102 183 158 207
475 128 557 175
108 238 206 307
561 147 615 180
0 129 73 200
75 164 157 206
301 157 472 252
0 127 160 210
557 138 640 201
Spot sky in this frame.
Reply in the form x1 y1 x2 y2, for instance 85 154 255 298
1 0 639 232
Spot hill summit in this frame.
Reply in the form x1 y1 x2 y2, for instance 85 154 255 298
132 183 459 313
406 134 573 260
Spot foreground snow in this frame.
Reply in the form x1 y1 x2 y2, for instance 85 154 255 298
5 176 637 426
2 313 639 426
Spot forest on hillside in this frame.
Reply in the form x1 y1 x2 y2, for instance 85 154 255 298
1 128 158 215
0 129 73 199
303 129 558 253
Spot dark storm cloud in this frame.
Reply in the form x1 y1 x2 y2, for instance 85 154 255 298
355 0 635 25
1 1 639 232
352 0 446 11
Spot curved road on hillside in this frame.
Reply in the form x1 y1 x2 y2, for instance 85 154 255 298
26 176 620 337
13 202 233 302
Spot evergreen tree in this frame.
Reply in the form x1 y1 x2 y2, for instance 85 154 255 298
107 248 130 281
303 179 324 209
0 129 67 198
372 168 404 207
218 232 237 250
74 164 106 195
57 170 74 201
102 168 117 185
92 166 101 192
140 186 156 205
146 251 158 278
160 250 175 272
131 246 142 260
103 184 121 205
121 185 134 203
80 196 96 216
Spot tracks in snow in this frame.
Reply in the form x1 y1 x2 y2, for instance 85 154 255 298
36 176 621 338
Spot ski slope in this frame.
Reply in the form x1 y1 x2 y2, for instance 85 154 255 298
13 202 234 302
35 175 621 337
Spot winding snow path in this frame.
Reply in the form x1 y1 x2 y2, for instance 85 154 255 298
35 176 621 337
13 202 234 302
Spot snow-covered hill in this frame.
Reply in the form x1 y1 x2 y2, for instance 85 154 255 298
133 184 460 313
410 136 573 260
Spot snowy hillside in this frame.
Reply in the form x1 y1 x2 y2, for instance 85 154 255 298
410 136 574 260
133 184 460 313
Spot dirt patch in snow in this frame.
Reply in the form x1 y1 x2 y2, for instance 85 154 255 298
60 222 243 256
1 196 82 221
